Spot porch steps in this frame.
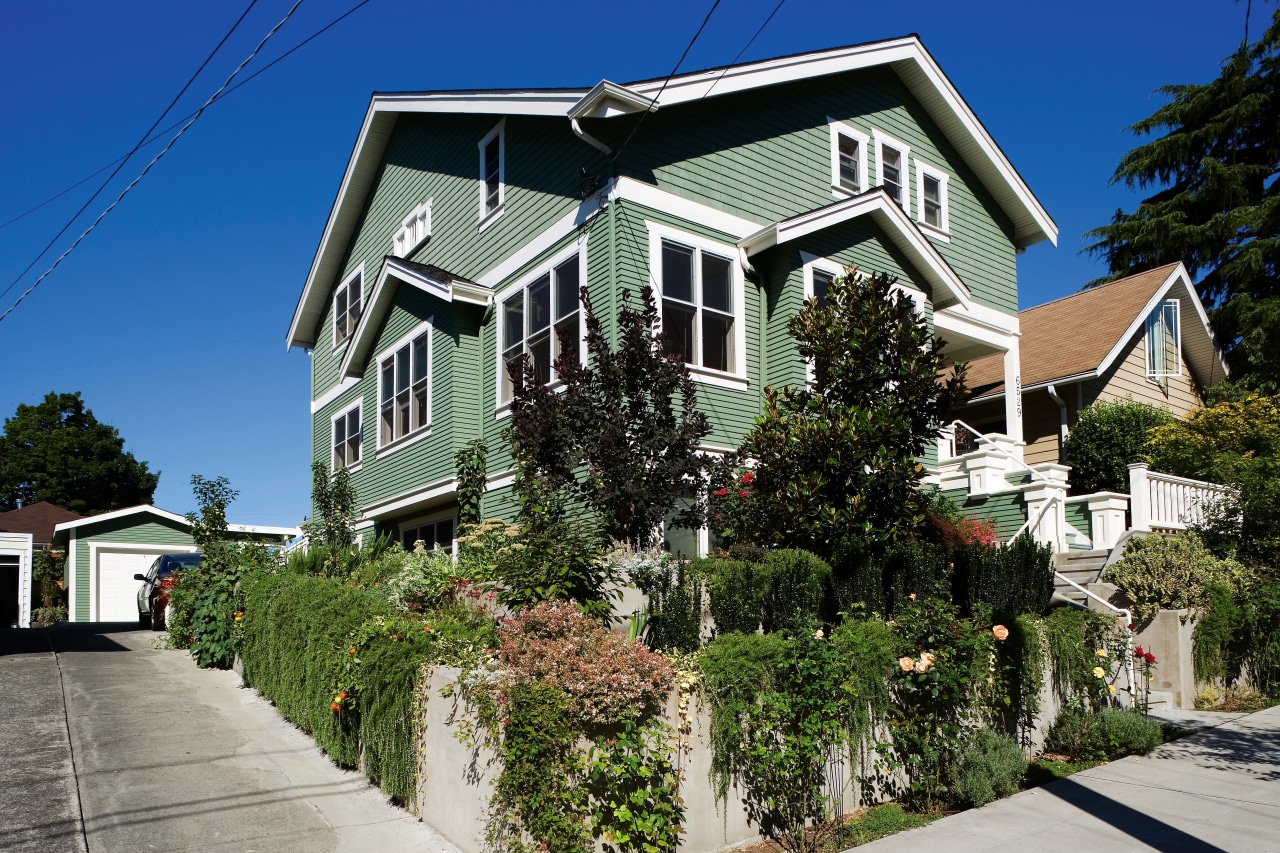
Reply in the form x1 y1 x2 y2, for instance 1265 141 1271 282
1053 549 1109 606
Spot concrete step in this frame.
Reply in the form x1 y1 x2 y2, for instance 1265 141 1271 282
1054 549 1109 606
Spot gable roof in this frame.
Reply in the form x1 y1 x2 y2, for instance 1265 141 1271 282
287 35 1057 350
0 501 82 544
52 504 299 539
964 263 1228 400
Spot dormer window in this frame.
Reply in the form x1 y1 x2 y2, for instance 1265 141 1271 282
828 119 869 196
874 130 911 216
478 120 505 227
333 269 362 348
1146 299 1181 378
393 200 432 257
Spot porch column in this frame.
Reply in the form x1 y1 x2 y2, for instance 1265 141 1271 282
1087 493 1130 551
1129 463 1151 532
1003 337 1023 457
1023 464 1069 552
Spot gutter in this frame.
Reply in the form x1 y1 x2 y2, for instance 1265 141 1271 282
1046 384 1069 460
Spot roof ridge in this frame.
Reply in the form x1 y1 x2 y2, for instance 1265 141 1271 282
1020 262 1180 315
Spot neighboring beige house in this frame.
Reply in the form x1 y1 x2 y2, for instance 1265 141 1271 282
957 262 1228 466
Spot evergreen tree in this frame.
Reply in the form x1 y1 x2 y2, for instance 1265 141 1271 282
1084 11 1280 391
0 391 158 515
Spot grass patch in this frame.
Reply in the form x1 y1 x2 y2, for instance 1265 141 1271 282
840 804 940 847
1024 757 1103 788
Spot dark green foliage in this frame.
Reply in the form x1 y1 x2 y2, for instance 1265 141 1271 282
759 550 834 634
1195 579 1280 699
642 559 703 654
1024 758 1103 787
1061 400 1174 494
493 499 615 619
837 541 950 618
952 731 1026 808
951 535 1055 617
839 804 938 846
1046 708 1163 762
507 286 710 547
704 558 762 635
455 439 488 526
586 720 684 853
1084 10 1280 391
0 391 158 514
1043 608 1115 709
709 269 965 559
303 461 359 550
828 616 897 765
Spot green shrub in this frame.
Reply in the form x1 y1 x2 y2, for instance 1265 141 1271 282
840 804 937 845
951 534 1055 617
644 558 704 653
1042 608 1116 709
759 550 832 633
952 731 1025 808
493 506 615 619
1046 708 1162 761
1195 577 1280 700
1062 399 1175 494
704 557 762 635
1105 531 1245 622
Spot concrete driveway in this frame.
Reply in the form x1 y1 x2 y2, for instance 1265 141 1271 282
0 624 461 853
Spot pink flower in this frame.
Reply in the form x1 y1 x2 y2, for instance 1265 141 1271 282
739 490 749 498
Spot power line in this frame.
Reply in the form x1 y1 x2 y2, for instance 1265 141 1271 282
701 0 787 100
0 0 262 307
610 0 724 167
0 0 376 235
0 0 309 326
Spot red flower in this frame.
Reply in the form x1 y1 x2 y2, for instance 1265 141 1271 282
1144 652 1157 665
714 488 728 497
1134 646 1144 657
738 490 748 498
741 471 754 484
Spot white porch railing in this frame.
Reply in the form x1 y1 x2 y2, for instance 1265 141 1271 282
1128 463 1231 532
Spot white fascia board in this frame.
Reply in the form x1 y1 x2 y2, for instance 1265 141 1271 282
371 89 587 116
227 524 301 538
739 190 972 311
967 370 1099 404
629 36 1056 249
53 504 189 532
569 81 657 119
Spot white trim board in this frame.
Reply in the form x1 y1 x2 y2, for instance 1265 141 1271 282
53 504 297 539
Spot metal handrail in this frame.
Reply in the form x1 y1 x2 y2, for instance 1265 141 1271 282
1053 562 1137 705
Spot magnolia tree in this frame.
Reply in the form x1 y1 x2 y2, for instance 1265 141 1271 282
710 267 966 560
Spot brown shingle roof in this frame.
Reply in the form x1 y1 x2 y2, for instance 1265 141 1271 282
0 501 83 546
964 264 1181 398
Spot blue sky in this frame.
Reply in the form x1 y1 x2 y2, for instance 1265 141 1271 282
0 0 1255 524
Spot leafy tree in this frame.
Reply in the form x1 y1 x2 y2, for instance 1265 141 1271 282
454 439 488 526
302 461 359 550
1061 399 1174 494
0 391 158 514
506 286 711 547
186 475 236 550
709 268 965 560
1084 11 1280 392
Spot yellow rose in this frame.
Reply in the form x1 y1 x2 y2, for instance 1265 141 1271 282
1093 666 1106 678
1108 684 1117 695
1096 649 1108 658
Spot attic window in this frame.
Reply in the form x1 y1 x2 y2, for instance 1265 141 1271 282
333 269 362 348
874 129 911 216
1146 299 1181 379
478 120 505 227
393 200 432 257
828 119 869 196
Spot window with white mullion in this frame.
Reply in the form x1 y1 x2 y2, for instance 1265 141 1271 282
1146 299 1181 378
873 130 911 217
660 239 734 373
379 329 430 446
332 404 361 470
500 253 582 403
882 147 905 206
333 271 362 347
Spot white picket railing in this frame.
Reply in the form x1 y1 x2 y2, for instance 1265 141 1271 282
1128 463 1231 532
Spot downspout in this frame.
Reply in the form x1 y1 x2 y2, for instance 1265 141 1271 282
1047 384 1069 461
571 118 612 155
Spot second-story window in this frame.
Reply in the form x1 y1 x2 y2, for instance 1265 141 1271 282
333 270 362 348
828 119 868 197
914 160 950 233
478 120 505 225
874 130 911 217
812 268 835 308
379 325 431 446
1146 299 1181 378
882 147 904 205
332 403 361 470
660 239 735 373
500 253 581 403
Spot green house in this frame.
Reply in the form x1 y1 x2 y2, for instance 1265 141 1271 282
286 35 1056 553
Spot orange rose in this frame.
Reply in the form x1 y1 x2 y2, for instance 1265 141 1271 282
330 702 341 711
899 656 914 672
992 625 1009 641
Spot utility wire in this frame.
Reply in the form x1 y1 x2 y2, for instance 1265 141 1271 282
0 0 375 235
0 0 261 306
0 0 308 326
610 0 723 167
701 0 787 100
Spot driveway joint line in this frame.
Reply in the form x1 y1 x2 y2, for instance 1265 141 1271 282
47 629 91 853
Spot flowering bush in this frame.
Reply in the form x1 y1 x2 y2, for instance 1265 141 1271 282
497 600 675 726
956 516 998 547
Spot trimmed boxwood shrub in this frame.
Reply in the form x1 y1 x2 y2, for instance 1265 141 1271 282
1062 399 1175 494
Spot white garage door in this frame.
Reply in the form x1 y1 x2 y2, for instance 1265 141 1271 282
97 551 155 622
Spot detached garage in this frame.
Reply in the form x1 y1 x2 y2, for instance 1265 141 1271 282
0 532 33 628
51 505 296 624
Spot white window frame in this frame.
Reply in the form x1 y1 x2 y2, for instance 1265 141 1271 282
828 118 869 198
913 159 950 238
398 508 458 554
478 119 505 230
645 220 748 391
1145 299 1182 379
494 239 589 413
375 318 433 455
802 253 845 307
873 129 911 218
332 265 364 351
393 199 432 257
331 398 363 472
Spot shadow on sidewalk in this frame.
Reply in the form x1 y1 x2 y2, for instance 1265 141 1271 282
1149 718 1280 783
1044 776 1228 853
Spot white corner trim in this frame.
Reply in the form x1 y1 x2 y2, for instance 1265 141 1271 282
827 117 869 196
872 128 912 218
68 534 77 622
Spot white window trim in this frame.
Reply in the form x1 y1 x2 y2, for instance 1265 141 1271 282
331 397 363 474
873 129 911 218
332 265 364 352
801 253 845 304
1145 298 1182 380
645 220 749 391
375 317 433 455
827 118 869 198
913 158 951 240
478 119 506 230
392 199 432 257
493 238 590 415
398 507 458 553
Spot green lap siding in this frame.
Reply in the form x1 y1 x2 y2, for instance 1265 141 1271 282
943 488 1028 542
1064 500 1091 538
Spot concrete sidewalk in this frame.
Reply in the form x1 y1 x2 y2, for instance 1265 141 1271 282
855 704 1280 852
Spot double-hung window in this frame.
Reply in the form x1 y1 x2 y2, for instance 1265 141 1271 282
874 130 911 216
332 403 361 470
333 270 362 348
401 515 454 554
378 324 431 446
1146 299 1181 378
811 268 836 308
478 120 504 225
914 160 950 234
660 240 735 373
500 253 582 403
828 119 869 196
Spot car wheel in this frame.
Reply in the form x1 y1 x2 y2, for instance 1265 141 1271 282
139 611 152 629
153 601 167 632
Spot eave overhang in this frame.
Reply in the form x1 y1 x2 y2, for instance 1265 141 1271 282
569 81 657 119
739 188 973 312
